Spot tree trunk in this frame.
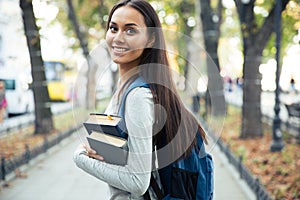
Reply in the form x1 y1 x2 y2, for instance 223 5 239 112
241 48 263 137
20 0 53 134
179 0 194 85
67 0 96 109
234 0 290 138
98 1 118 90
199 0 226 116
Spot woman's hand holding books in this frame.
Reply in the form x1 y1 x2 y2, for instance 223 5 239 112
76 144 104 161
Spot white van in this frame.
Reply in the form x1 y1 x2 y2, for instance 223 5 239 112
0 68 34 116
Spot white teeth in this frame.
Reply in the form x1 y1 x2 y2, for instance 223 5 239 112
114 47 127 52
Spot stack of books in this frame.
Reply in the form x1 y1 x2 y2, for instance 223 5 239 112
83 113 128 165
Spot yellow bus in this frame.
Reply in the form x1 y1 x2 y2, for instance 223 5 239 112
44 61 72 101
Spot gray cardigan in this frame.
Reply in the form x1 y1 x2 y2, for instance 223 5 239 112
74 87 154 199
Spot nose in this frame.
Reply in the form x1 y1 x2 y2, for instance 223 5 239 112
113 30 125 44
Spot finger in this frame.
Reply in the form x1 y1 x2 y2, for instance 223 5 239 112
87 148 96 154
89 154 104 161
94 155 104 161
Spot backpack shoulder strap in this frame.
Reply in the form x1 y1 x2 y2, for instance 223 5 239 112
117 76 150 137
118 76 149 118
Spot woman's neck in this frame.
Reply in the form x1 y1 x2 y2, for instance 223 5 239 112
118 64 140 84
118 56 142 80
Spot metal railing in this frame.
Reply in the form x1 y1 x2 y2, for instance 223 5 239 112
215 137 273 200
198 117 274 200
225 90 300 139
0 102 73 137
0 114 35 137
0 125 80 183
262 114 300 139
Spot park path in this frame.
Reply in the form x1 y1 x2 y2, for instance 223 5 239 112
0 131 255 200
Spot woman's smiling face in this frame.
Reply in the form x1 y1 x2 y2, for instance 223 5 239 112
106 6 151 71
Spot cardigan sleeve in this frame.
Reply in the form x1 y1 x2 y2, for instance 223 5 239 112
73 87 154 196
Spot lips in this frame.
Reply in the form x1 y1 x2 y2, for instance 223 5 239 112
113 47 128 52
112 46 129 55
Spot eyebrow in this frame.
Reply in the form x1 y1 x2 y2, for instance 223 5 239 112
110 21 139 27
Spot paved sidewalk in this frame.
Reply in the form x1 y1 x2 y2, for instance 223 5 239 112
211 143 255 200
0 132 255 200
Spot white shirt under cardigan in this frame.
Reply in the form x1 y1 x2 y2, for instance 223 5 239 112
73 87 154 200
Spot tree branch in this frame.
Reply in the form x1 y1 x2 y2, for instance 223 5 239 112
255 0 290 52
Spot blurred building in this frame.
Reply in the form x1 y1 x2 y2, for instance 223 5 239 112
0 0 31 70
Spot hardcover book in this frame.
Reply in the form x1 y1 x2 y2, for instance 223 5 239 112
83 113 128 165
83 113 124 137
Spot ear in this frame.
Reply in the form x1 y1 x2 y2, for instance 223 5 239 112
146 34 155 48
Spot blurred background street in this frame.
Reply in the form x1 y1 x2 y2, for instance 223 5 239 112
0 0 300 199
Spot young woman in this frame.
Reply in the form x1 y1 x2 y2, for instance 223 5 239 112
73 0 208 199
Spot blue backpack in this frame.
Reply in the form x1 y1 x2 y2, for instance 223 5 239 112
118 76 214 200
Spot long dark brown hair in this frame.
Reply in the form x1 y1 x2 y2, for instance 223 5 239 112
106 0 207 160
